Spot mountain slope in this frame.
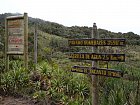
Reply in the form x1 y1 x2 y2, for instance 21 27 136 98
0 13 140 44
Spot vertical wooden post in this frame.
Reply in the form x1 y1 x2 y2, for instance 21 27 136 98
91 23 99 105
24 13 28 70
5 18 9 71
34 23 37 70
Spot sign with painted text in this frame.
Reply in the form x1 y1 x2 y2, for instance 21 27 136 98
68 38 126 46
68 24 125 105
6 16 24 54
71 66 123 78
69 53 125 62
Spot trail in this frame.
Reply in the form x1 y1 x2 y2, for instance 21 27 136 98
0 96 36 105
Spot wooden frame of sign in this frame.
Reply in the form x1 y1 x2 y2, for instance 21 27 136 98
5 13 28 71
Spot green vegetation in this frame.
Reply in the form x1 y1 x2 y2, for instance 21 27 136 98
0 13 140 104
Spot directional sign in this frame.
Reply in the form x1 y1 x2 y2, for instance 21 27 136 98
71 66 123 78
69 53 125 62
68 38 126 46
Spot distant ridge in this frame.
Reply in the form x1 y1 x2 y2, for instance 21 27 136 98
0 13 140 45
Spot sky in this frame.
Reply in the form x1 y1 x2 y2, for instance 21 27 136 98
1 0 140 35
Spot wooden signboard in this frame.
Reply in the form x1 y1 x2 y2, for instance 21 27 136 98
71 66 123 78
69 53 125 62
68 23 126 105
5 13 28 71
6 16 24 54
68 38 126 46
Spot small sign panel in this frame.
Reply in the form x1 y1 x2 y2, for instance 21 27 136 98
69 53 125 62
71 66 123 78
7 16 24 54
68 38 126 46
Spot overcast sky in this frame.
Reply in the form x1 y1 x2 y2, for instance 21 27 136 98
1 0 140 35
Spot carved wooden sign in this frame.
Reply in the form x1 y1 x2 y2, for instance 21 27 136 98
68 38 126 46
71 66 123 78
6 16 24 54
69 53 125 62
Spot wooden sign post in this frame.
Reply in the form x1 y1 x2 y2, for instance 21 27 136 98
24 13 28 70
5 13 28 71
34 23 38 70
92 23 99 105
68 23 125 105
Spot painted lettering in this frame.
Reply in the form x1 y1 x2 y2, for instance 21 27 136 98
8 19 23 28
9 37 23 44
71 66 123 77
69 39 125 46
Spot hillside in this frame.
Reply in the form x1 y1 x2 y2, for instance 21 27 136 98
1 13 140 43
0 13 140 78
0 13 140 69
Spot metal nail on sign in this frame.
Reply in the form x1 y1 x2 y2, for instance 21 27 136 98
68 38 126 46
69 53 125 62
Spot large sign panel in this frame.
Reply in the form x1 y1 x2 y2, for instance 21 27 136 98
7 17 24 54
68 38 126 46
69 53 125 62
71 66 123 78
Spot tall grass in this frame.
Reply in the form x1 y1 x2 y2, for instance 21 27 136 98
0 60 140 104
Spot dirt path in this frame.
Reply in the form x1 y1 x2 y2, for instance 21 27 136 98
0 96 36 105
